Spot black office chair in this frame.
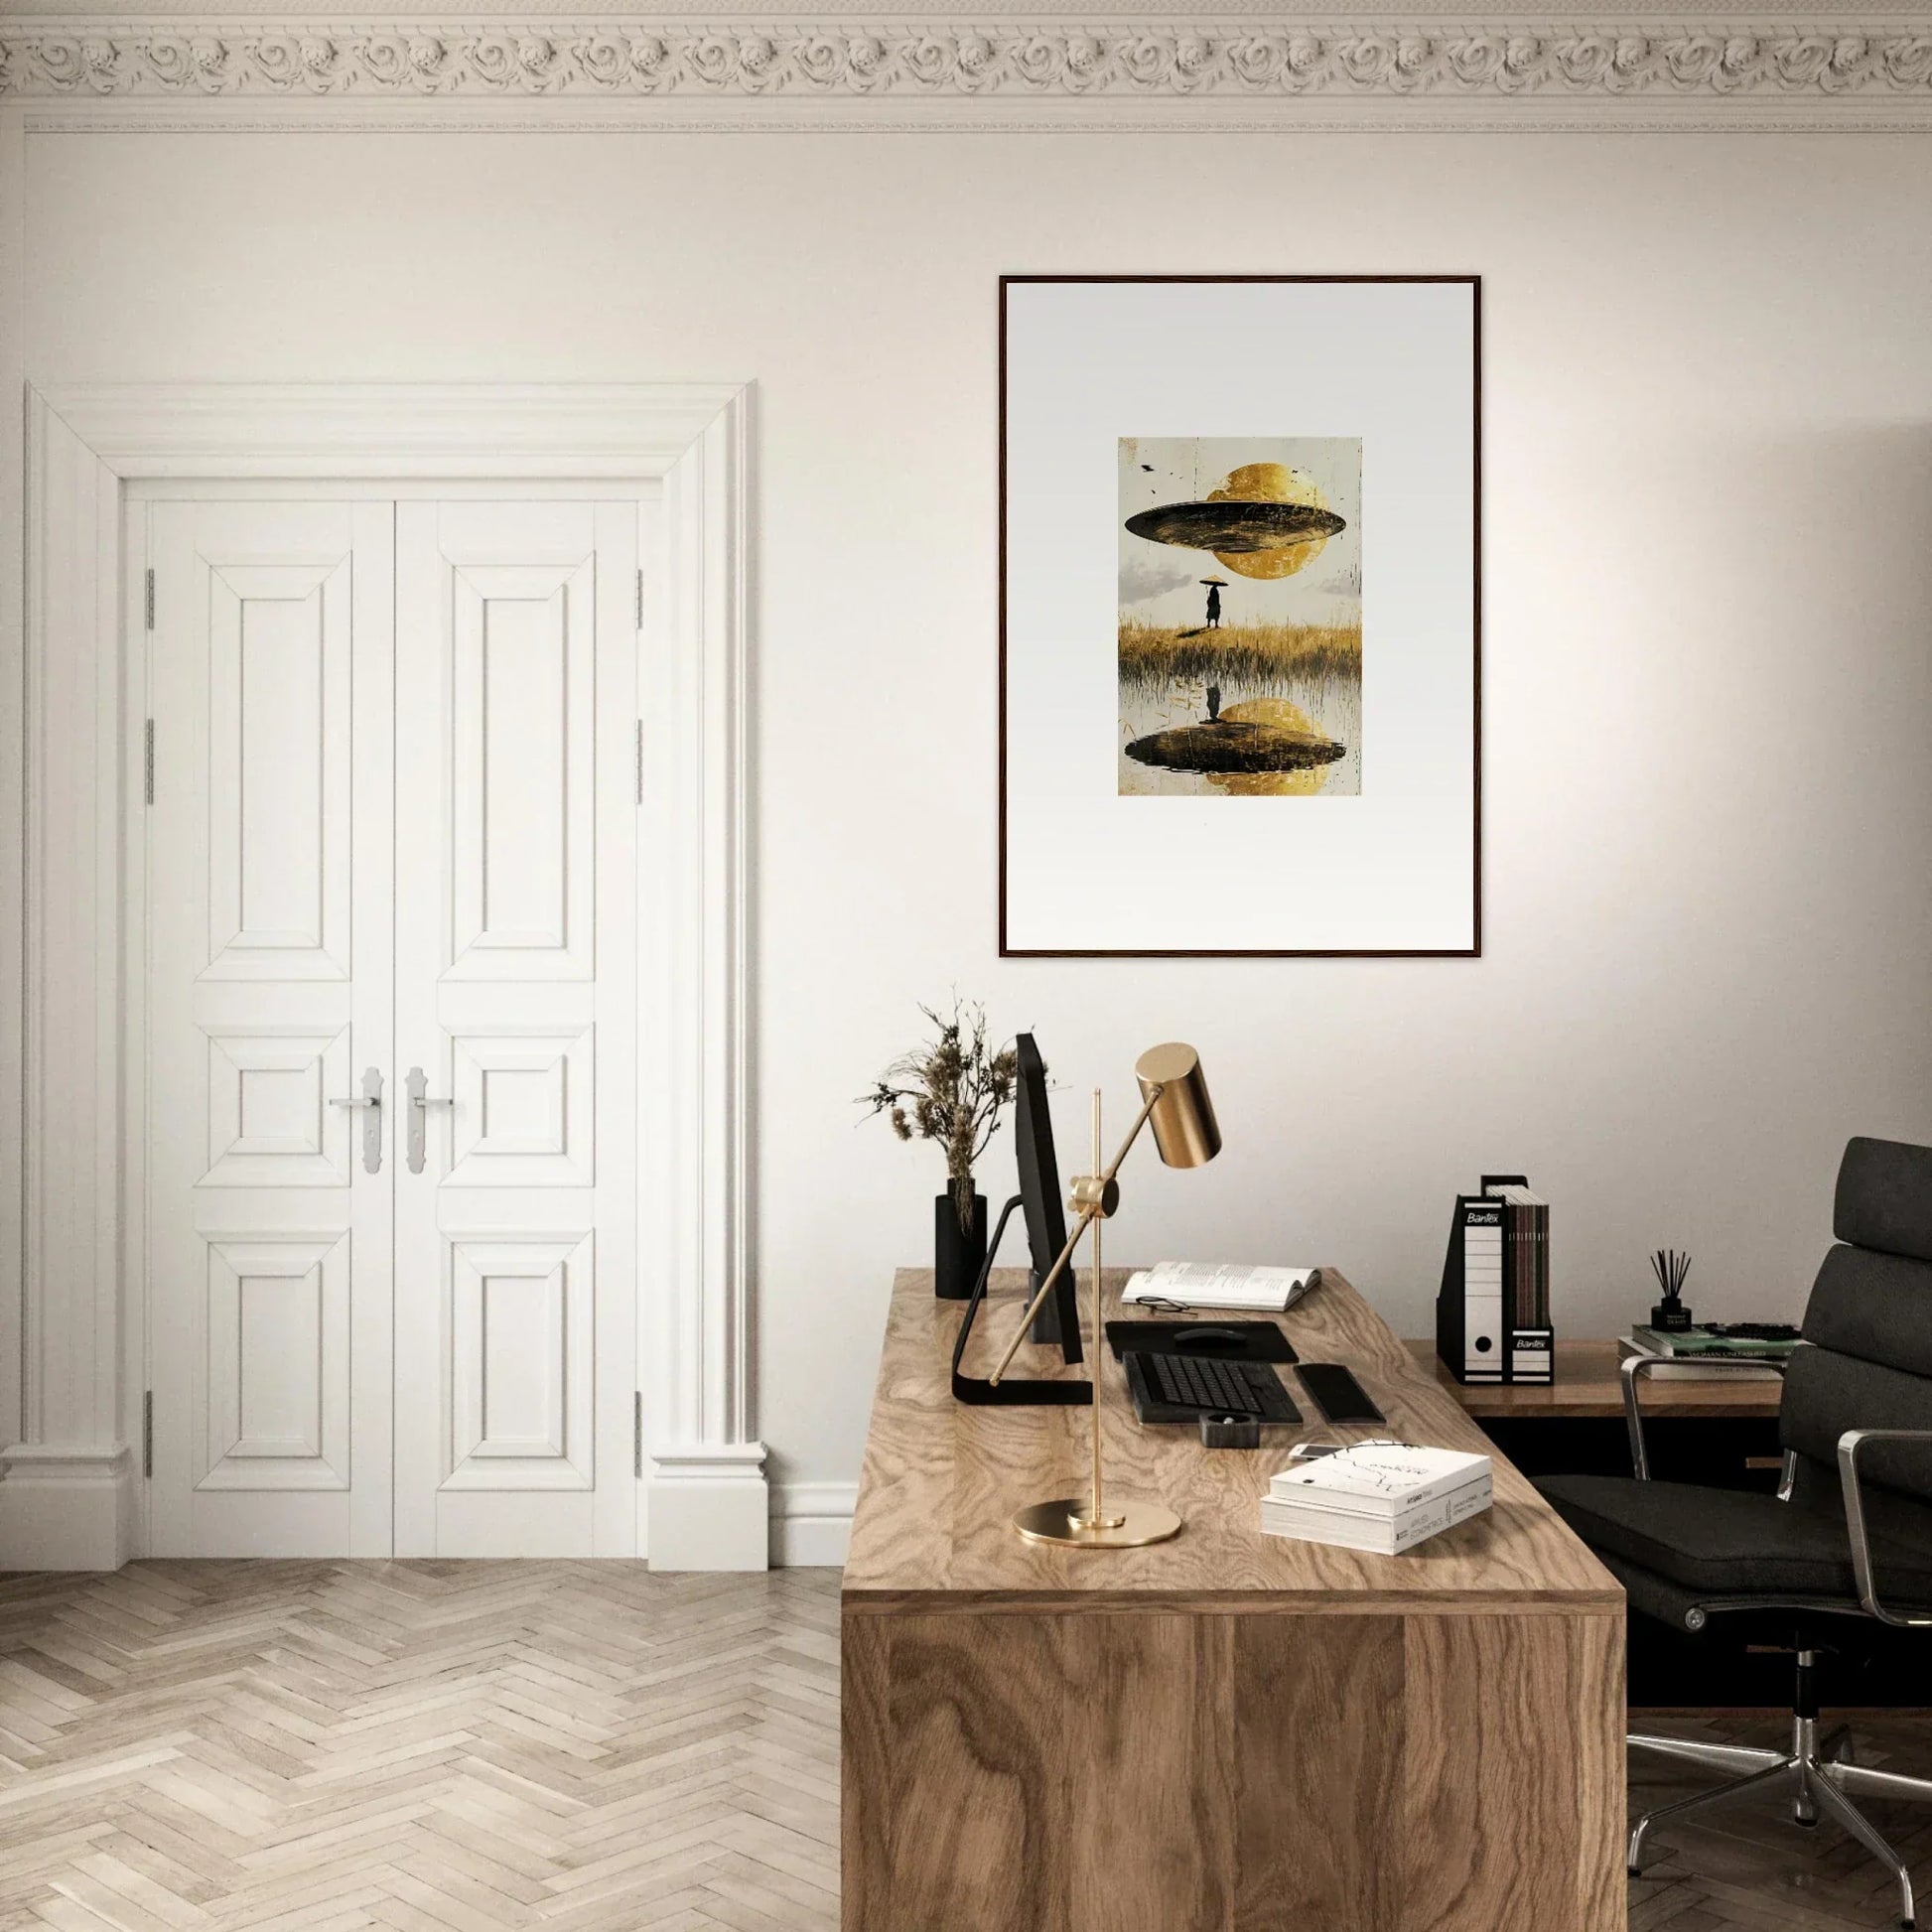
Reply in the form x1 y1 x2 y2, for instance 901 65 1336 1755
1538 1136 1932 1930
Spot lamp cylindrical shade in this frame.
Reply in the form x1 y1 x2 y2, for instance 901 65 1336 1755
1134 1042 1221 1169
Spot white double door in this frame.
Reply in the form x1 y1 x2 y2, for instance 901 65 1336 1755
144 493 639 1557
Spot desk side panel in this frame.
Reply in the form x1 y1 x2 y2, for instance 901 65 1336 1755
1403 1611 1626 1932
845 1608 1619 1932
844 1610 1071 1931
1233 1612 1405 1929
1067 1613 1236 1929
840 1611 892 1932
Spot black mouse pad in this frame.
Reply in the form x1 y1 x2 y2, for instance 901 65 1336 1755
1105 1319 1297 1365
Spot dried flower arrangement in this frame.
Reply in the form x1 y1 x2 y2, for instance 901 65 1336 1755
861 999 1020 1234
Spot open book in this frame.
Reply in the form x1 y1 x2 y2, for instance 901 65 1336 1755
1121 1262 1318 1313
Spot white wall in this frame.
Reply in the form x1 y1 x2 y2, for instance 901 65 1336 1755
20 127 1932 1530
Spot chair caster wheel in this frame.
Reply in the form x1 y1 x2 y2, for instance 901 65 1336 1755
1627 1868 1640 1878
1794 1816 1819 1830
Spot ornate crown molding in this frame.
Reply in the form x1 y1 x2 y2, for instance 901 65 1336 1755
4 15 1932 118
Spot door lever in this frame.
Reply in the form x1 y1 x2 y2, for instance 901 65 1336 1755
330 1066 384 1174
405 1066 454 1175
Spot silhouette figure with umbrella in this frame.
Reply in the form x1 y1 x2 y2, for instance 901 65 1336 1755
1201 577 1226 629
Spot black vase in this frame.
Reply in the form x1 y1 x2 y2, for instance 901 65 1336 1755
934 1187 989 1301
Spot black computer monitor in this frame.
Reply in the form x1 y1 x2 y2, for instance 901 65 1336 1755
1014 1034 1083 1364
948 1032 1090 1405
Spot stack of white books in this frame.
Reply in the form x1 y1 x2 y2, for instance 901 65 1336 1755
1121 1261 1317 1312
1260 1444 1493 1556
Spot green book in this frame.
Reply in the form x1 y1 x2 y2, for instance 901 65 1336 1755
1630 1325 1797 1359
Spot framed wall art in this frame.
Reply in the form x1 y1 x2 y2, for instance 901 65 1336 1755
999 274 1480 957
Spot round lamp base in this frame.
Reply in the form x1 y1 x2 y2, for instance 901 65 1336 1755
1012 1496 1182 1549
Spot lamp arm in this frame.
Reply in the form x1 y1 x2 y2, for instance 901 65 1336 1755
1097 1085 1165 1190
986 1084 1165 1387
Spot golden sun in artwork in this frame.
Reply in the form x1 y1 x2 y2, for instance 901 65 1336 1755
1202 465 1335 580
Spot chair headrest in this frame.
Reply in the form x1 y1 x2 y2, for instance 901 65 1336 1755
1835 1136 1932 1262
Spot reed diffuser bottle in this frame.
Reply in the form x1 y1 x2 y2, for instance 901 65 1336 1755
1650 1249 1694 1332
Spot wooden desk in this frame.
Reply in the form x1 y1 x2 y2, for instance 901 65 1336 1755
1408 1337 1783 1420
843 1269 1626 1932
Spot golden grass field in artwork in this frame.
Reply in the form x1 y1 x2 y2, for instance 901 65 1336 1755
1117 620 1363 692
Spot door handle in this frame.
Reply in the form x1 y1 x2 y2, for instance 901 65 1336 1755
405 1066 455 1175
330 1066 384 1174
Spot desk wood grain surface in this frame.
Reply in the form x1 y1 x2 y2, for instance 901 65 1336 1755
843 1267 1620 1612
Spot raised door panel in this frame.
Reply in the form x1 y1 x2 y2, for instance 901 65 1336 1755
203 561 352 981
394 500 637 1558
200 1233 350 1490
202 1027 352 1188
145 498 394 1559
446 1233 594 1489
447 1027 595 1188
449 560 595 981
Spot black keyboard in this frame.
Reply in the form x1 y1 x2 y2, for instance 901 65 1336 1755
1125 1351 1302 1424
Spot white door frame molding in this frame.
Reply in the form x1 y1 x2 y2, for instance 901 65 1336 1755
2 381 763 1572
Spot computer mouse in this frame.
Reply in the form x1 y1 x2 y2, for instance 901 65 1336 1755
1174 1326 1248 1350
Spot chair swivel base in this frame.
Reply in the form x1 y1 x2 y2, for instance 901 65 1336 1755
1629 1709 1932 1930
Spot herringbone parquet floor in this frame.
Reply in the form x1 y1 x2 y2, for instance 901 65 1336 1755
1 1562 1928 1931
0 1564 839 1932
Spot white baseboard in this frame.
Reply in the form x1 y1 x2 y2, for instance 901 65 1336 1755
646 1443 769 1571
771 1479 855 1568
0 1444 136 1571
0 1444 852 1573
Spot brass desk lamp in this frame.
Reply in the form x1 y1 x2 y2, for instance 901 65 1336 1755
987 1042 1221 1548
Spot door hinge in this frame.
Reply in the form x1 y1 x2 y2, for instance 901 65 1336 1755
144 720 155 805
635 567 644 630
142 1391 153 1478
144 568 155 631
633 1392 643 1479
634 721 644 805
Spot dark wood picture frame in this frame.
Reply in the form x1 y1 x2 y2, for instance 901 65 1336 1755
997 273 1482 959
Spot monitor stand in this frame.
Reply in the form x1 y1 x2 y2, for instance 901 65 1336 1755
951 1196 1092 1407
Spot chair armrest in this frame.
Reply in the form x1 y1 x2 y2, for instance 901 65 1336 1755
1837 1429 1932 1627
1621 1351 1788 1481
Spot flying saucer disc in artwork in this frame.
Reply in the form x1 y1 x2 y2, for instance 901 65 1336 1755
1124 719 1346 775
1126 500 1346 555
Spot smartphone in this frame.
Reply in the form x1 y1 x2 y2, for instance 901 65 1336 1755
1297 1363 1385 1426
